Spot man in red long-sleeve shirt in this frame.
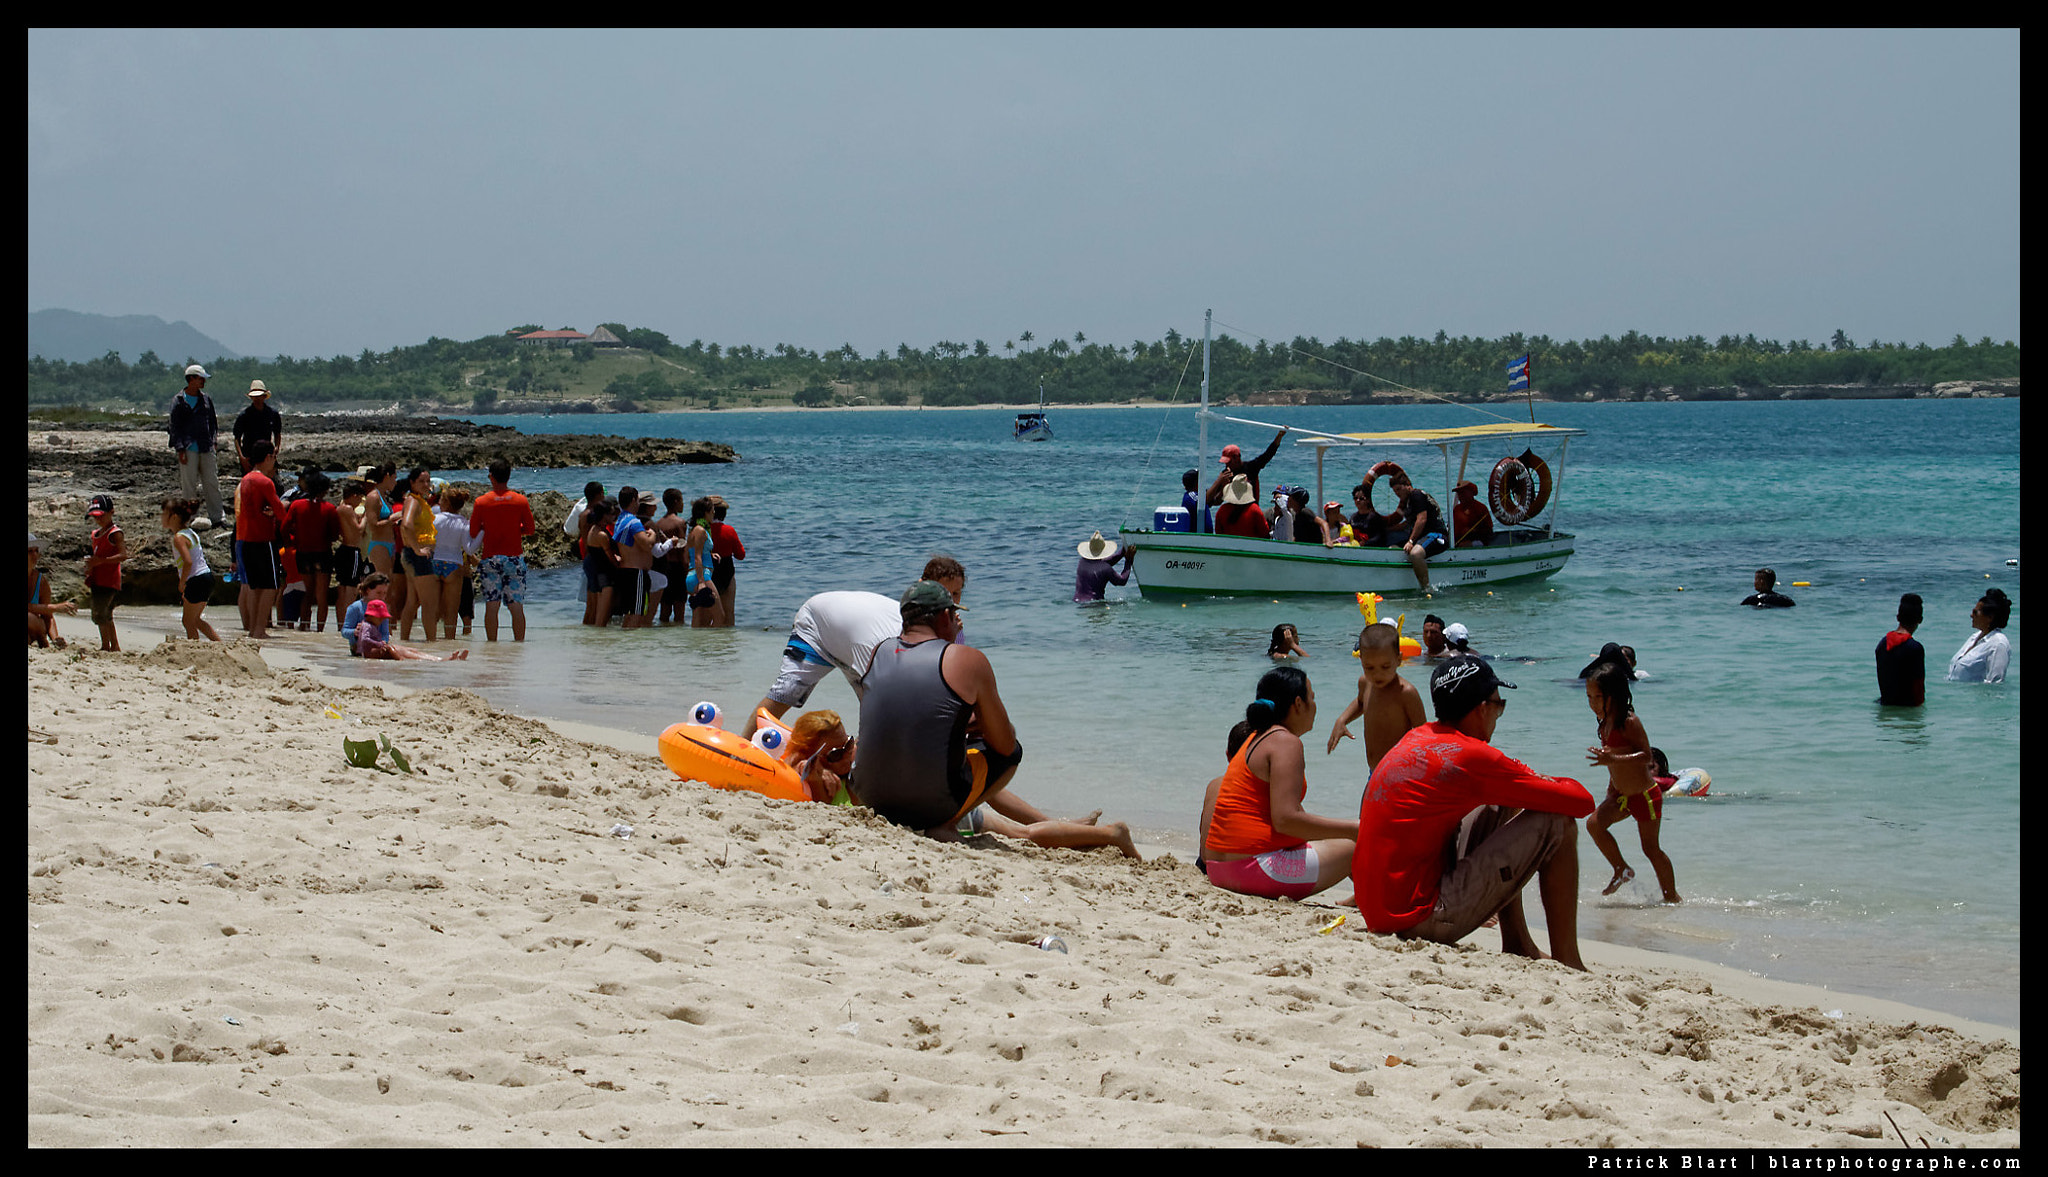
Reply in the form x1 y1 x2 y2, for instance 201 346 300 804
234 440 288 639
1354 654 1595 970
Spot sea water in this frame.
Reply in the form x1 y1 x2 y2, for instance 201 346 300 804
321 398 2019 1027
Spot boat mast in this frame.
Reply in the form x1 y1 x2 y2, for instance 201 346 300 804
1198 309 1212 533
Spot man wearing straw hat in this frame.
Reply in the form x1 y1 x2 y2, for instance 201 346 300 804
1214 474 1270 538
234 380 284 467
1073 531 1134 602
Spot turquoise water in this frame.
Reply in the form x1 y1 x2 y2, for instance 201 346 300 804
321 399 2020 1027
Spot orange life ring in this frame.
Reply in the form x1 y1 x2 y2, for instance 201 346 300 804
1361 461 1407 515
1519 448 1553 518
1489 457 1535 525
658 707 806 802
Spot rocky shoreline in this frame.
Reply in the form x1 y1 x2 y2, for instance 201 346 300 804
26 415 735 608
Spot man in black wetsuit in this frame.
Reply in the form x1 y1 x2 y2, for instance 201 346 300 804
1739 568 1797 608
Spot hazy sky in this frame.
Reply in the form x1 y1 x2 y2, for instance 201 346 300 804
28 28 2019 360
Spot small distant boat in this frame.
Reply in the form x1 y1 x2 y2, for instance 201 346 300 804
1014 380 1054 442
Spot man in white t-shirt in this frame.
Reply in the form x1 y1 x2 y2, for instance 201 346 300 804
741 590 906 737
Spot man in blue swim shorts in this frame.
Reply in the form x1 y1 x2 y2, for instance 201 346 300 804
1388 471 1448 592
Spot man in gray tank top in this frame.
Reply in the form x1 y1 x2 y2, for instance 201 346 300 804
855 580 1023 837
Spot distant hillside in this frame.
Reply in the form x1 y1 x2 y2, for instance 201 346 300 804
28 308 243 365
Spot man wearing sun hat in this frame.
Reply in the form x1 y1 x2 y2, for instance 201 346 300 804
234 380 284 467
1074 531 1134 602
1353 653 1595 970
1202 426 1288 510
168 364 225 529
1213 474 1270 538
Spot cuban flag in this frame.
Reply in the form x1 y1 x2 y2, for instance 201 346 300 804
1506 354 1530 392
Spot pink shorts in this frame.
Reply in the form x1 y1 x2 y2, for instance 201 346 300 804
1205 844 1322 900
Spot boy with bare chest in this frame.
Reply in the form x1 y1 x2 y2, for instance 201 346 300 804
1325 622 1427 768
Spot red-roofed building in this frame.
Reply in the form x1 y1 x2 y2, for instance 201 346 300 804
517 328 589 348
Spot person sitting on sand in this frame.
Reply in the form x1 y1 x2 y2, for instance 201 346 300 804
1324 622 1427 770
27 533 78 649
1268 623 1307 661
1740 568 1797 608
1582 659 1680 903
1353 654 1595 970
1202 666 1358 901
354 598 467 662
342 572 394 656
855 581 1023 841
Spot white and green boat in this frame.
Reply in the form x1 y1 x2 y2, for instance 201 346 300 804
1122 312 1584 598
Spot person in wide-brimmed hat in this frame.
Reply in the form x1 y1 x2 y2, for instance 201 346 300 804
1214 475 1270 538
1074 531 1134 602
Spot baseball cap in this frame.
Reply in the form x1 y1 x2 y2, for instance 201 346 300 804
1220 444 1242 463
900 579 965 616
1430 654 1516 724
86 494 114 517
184 364 210 379
1444 622 1471 649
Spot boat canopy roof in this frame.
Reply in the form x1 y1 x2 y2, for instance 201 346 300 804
1294 421 1585 448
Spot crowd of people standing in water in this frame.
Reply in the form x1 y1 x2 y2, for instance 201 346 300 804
563 482 746 629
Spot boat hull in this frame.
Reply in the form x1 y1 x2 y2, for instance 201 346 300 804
1121 528 1574 596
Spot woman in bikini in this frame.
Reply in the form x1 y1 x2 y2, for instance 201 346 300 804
362 464 401 578
1583 658 1680 902
1202 665 1357 901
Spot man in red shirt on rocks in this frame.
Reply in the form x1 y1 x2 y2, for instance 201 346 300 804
234 440 288 639
1353 654 1595 971
467 458 538 641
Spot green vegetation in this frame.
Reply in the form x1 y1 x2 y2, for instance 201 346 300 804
26 325 2020 411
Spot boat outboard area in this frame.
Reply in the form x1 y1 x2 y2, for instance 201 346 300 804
1123 417 1586 598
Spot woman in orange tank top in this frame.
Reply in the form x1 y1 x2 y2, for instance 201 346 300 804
1200 666 1359 901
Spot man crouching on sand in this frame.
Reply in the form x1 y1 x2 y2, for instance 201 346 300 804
855 580 1024 841
1352 654 1595 970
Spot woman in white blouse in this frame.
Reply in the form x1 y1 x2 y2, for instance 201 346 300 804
1946 588 2012 683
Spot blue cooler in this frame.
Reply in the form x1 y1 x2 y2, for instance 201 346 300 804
1153 505 1190 532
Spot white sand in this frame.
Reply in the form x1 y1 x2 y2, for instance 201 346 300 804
27 624 2020 1147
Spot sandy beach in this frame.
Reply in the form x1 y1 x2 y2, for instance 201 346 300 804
25 611 2019 1147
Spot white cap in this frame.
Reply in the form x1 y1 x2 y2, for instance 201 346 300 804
184 364 210 379
1444 622 1470 644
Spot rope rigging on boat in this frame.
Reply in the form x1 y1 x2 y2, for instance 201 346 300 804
1116 338 1204 531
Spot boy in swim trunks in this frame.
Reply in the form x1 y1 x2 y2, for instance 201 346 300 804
1324 622 1427 770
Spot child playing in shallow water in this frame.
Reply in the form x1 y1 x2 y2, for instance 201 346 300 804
1583 659 1680 902
1323 622 1427 769
355 598 468 662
